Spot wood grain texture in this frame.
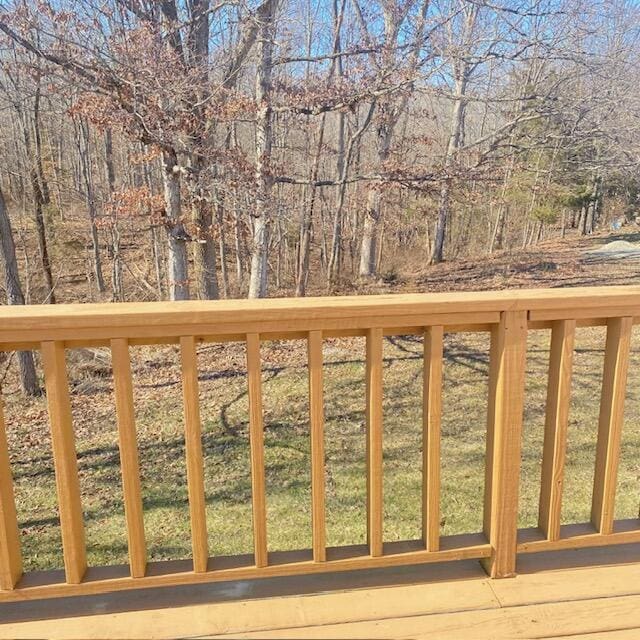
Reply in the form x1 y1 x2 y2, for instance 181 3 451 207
483 324 500 539
307 331 326 562
539 319 576 541
0 395 21 590
246 333 268 568
1 285 638 330
180 336 209 573
518 519 640 553
0 313 500 351
111 338 147 578
41 341 87 585
366 328 383 558
0 562 498 637
216 593 640 639
3 285 640 349
481 311 527 578
8 562 640 639
592 317 633 535
422 326 443 552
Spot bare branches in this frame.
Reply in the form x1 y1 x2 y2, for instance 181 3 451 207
0 0 639 300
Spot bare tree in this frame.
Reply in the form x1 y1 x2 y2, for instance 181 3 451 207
0 182 40 395
249 0 279 298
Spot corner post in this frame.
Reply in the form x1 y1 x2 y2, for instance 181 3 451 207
482 310 527 578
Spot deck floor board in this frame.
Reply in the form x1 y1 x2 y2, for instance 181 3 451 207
2 549 640 639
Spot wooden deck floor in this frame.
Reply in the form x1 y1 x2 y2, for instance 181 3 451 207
2 544 640 639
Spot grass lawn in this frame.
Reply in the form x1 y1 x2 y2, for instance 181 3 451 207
3 326 640 573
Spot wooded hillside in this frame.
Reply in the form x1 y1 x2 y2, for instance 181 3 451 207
0 0 639 310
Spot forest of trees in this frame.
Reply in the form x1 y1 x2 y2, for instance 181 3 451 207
1 0 640 316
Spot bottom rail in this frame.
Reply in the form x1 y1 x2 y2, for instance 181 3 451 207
0 534 489 603
518 519 640 554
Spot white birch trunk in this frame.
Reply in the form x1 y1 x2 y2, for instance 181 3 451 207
248 0 277 298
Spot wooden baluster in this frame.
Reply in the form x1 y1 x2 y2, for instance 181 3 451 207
539 319 576 541
483 322 500 541
591 317 633 535
111 338 147 578
482 311 527 579
366 328 383 557
41 341 87 585
423 326 443 553
0 394 22 590
308 330 326 562
246 333 268 568
180 336 209 573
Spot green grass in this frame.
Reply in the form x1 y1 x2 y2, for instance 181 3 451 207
3 327 640 572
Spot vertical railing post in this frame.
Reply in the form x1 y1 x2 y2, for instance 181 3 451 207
422 326 443 553
308 330 326 562
591 317 632 535
539 319 575 541
0 394 21 590
180 336 209 573
111 338 147 578
365 328 384 557
482 310 527 578
42 341 87 585
246 333 268 568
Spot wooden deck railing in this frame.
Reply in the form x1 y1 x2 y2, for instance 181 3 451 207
1 286 640 602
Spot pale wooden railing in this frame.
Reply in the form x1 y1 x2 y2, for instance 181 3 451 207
1 287 640 602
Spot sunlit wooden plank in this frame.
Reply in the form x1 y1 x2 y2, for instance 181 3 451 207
366 327 383 558
308 330 326 562
539 319 575 541
591 317 633 535
111 338 147 578
42 341 87 585
180 336 209 573
423 326 443 552
482 311 527 578
246 333 268 568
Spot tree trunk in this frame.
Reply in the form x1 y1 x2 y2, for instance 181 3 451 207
585 175 600 234
489 165 513 253
32 167 55 302
249 212 270 298
295 116 327 297
32 84 51 206
151 224 164 300
248 0 277 298
0 184 40 396
217 199 229 298
359 187 381 277
185 0 219 300
104 128 123 301
18 103 55 302
77 118 105 294
328 102 375 286
429 6 475 266
579 204 588 235
326 110 349 286
191 182 219 300
358 112 389 278
431 178 451 264
162 149 190 300
234 204 244 287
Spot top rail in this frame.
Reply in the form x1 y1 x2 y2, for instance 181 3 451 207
2 285 640 603
2 286 640 349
